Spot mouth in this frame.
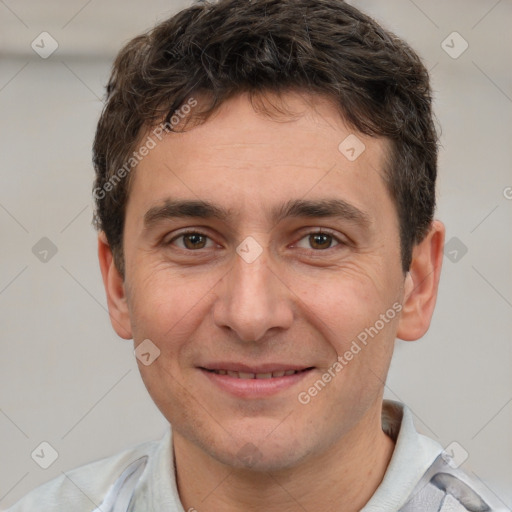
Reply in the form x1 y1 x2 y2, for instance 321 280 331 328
203 368 310 379
199 364 314 398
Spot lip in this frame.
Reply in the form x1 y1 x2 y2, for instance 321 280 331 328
201 362 310 373
199 364 314 398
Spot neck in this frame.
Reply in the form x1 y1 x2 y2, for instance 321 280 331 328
173 402 395 512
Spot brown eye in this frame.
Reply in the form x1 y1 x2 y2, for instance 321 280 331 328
295 231 341 251
170 232 214 250
183 233 207 249
309 233 334 250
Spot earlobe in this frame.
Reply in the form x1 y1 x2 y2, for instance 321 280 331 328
97 232 133 340
397 220 445 341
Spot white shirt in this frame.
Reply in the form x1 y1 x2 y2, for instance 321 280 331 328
6 400 504 511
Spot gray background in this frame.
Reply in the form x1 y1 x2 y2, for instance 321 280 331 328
1 0 511 509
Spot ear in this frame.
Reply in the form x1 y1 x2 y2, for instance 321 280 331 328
97 232 132 339
397 220 445 341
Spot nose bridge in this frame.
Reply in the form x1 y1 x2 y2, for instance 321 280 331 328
213 248 293 342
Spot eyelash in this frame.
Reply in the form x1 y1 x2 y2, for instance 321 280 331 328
166 229 346 252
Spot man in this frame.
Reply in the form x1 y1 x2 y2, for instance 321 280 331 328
7 0 504 510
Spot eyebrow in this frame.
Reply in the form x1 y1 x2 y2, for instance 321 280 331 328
143 198 371 229
144 199 230 227
272 198 371 227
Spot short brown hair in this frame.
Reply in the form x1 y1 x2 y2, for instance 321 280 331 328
93 0 438 276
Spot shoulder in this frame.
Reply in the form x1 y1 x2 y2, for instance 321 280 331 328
5 437 162 512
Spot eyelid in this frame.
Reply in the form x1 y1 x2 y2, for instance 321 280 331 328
163 227 349 251
165 229 218 248
291 228 348 249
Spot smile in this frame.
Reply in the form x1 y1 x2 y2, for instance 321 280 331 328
206 369 306 379
199 366 314 398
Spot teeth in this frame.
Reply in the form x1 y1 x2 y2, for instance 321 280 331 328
212 369 301 378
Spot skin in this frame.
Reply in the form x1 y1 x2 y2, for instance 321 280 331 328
98 90 445 512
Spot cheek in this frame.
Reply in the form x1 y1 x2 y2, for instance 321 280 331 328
287 262 398 343
126 263 218 343
286 262 401 403
126 267 217 423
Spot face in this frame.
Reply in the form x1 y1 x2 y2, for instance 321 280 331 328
100 91 441 471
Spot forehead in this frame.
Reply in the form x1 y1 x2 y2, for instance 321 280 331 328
127 91 394 226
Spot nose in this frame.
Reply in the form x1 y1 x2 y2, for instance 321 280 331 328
212 246 294 343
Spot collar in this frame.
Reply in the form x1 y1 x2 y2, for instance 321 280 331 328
361 399 443 511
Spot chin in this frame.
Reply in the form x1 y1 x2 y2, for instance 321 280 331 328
225 447 307 473
205 429 313 473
